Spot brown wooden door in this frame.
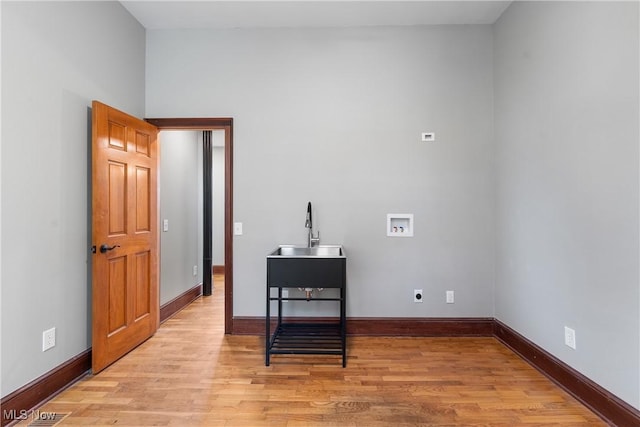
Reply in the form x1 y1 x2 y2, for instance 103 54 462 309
91 101 159 373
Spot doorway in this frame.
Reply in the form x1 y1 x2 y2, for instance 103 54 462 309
147 118 234 334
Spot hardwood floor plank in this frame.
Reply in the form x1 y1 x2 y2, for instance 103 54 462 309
13 274 606 426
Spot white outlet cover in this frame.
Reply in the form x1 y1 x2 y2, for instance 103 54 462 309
42 327 56 352
564 326 576 350
163 219 169 232
446 290 455 304
414 289 423 303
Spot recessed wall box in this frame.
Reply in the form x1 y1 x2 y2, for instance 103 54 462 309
387 214 414 237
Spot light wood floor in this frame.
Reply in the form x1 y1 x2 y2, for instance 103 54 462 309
22 275 605 426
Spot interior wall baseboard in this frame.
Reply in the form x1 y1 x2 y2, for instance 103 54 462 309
212 265 225 275
0 349 91 427
494 319 640 427
347 317 495 336
231 316 495 336
160 283 202 323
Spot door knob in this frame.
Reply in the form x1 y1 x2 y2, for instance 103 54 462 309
100 244 120 253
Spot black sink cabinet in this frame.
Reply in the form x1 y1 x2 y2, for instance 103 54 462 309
265 246 346 367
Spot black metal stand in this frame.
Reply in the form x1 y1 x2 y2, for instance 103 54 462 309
265 286 347 367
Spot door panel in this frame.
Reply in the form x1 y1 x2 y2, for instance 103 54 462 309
92 100 159 373
108 257 127 334
134 251 151 320
135 166 150 231
108 162 127 235
135 131 150 156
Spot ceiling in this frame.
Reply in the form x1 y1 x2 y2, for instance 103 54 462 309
120 1 512 30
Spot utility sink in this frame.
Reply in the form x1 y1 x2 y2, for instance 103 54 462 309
268 245 345 258
267 245 346 288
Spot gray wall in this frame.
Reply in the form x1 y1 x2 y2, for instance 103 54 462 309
146 25 496 318
1 1 145 397
159 131 201 304
494 1 639 409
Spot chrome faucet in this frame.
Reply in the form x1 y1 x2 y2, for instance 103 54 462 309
305 202 320 247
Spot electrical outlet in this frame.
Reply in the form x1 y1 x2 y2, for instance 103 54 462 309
564 326 576 350
42 327 56 352
192 265 198 276
446 290 455 304
414 289 423 303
